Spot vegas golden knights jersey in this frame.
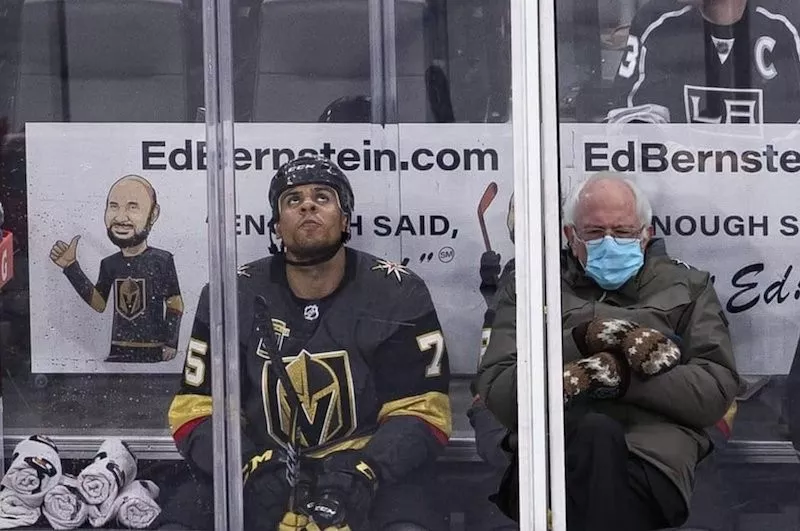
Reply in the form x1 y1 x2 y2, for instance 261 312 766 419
94 248 181 362
612 0 800 123
169 248 452 477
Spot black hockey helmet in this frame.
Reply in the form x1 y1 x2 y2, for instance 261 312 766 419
318 95 371 123
268 155 355 223
267 156 355 257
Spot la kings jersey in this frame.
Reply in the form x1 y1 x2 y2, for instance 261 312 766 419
612 0 800 123
170 248 451 460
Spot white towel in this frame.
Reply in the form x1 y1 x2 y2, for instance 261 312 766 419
77 438 137 518
86 500 113 528
87 480 160 529
86 498 113 528
1 435 62 506
115 480 161 529
0 488 41 529
42 475 88 530
605 103 671 124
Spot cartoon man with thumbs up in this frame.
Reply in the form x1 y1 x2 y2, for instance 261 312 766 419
50 174 183 363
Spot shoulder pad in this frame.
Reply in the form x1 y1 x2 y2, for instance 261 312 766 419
630 0 694 35
237 264 253 278
369 257 418 284
236 257 272 282
363 255 434 321
642 0 693 18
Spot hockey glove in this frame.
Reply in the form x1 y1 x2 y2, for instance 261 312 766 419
242 448 313 530
305 451 379 530
573 317 637 357
563 352 629 407
479 251 502 296
242 448 288 485
622 326 681 378
279 512 352 531
278 512 312 531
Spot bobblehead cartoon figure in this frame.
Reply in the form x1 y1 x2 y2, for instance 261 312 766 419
50 175 183 363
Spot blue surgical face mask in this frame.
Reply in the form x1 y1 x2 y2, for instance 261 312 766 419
581 235 644 290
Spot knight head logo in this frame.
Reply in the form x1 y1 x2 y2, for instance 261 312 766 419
115 277 146 320
278 351 342 447
265 350 358 449
105 175 160 252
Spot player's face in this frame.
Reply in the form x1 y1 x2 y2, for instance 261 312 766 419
565 180 649 266
105 180 156 249
275 183 348 258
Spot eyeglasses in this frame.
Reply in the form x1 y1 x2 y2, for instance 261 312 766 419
576 226 644 242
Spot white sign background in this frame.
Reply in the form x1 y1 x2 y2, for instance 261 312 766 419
27 123 513 374
561 123 800 375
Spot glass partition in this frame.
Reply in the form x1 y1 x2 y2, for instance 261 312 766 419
0 0 544 528
198 0 525 528
0 0 213 526
550 0 800 529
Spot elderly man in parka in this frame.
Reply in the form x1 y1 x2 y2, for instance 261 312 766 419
477 172 740 531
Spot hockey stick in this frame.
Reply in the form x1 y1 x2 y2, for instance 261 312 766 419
253 295 307 518
477 182 498 252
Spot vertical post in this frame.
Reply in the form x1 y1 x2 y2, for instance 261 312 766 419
216 0 244 528
369 0 386 123
0 228 9 477
538 0 568 528
510 0 550 528
381 0 398 124
202 0 242 528
54 0 71 121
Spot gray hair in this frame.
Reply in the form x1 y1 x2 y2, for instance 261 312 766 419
562 172 652 228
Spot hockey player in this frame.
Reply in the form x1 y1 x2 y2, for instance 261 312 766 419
469 193 518 530
168 156 452 531
50 175 183 363
608 0 800 123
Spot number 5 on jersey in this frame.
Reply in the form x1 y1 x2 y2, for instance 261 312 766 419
184 339 208 387
417 330 445 378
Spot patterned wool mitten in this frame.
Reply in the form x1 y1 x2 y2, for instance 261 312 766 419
563 352 629 407
622 327 681 378
574 318 638 356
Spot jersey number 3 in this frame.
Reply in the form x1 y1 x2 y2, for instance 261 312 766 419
618 35 640 79
417 331 445 378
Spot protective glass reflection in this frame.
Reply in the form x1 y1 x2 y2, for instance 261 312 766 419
0 0 209 528
552 0 800 529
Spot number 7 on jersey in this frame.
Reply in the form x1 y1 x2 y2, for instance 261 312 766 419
417 330 445 378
